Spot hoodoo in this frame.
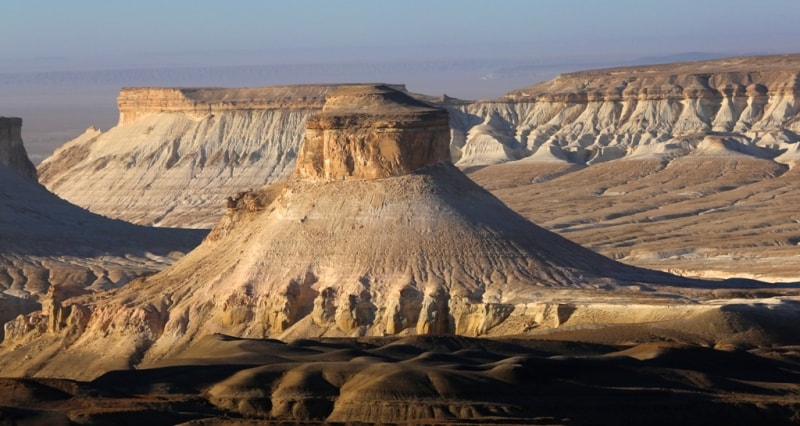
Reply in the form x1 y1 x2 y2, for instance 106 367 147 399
0 85 692 379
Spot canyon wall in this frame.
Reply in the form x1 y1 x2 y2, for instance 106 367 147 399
37 56 800 229
38 85 350 228
449 55 800 165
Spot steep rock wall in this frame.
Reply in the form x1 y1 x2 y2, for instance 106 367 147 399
296 85 451 181
449 55 800 165
36 55 800 229
0 117 37 181
38 85 351 228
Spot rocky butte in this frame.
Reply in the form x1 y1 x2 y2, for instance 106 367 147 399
32 55 800 282
3 85 798 384
36 56 800 230
38 84 392 228
3 88 800 424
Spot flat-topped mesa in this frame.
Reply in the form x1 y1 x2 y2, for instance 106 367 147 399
502 54 800 102
0 117 37 181
295 84 451 181
117 84 352 125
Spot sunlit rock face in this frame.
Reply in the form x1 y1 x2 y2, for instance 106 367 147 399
37 85 342 228
296 84 450 181
448 55 800 166
0 84 693 380
36 56 800 229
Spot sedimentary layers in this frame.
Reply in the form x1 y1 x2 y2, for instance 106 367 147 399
450 55 800 165
38 85 350 228
0 118 205 336
36 56 800 231
0 85 706 380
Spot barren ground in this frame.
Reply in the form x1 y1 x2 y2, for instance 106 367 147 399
467 159 800 282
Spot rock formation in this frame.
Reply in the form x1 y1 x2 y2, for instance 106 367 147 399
449 54 800 166
0 84 707 380
0 118 205 337
0 117 37 181
295 85 451 180
29 55 800 282
38 84 403 228
452 55 800 280
35 56 800 232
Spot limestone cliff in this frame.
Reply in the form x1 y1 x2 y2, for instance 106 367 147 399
38 85 344 228
0 85 700 380
37 55 800 230
296 85 451 180
450 55 800 165
0 119 205 337
39 84 405 228
0 117 37 181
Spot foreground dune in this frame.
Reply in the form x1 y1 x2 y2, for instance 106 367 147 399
1 330 799 424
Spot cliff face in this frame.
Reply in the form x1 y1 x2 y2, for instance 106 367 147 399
38 85 352 228
449 55 800 166
0 120 205 339
37 56 800 229
296 85 451 181
0 117 37 181
116 86 333 125
0 85 699 380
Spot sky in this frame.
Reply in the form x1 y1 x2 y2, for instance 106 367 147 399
4 0 799 70
2 0 800 161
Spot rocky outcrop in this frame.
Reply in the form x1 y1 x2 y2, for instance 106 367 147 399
0 84 707 380
449 55 800 165
116 85 335 125
0 117 37 181
35 55 800 229
296 85 450 181
0 119 205 339
39 84 404 228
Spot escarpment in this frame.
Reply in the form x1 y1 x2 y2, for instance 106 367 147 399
0 84 705 380
37 55 800 229
115 85 343 125
38 84 357 228
449 54 800 165
0 118 205 339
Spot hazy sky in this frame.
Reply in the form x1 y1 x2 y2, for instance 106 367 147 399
4 0 800 161
4 0 799 71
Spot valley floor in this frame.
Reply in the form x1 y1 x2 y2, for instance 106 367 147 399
2 333 800 425
468 158 800 283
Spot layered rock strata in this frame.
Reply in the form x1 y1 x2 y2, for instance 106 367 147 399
38 85 356 228
449 55 800 165
37 56 800 230
0 118 205 336
0 84 705 380
296 85 451 180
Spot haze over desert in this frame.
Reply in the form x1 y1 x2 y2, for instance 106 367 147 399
3 1 800 424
